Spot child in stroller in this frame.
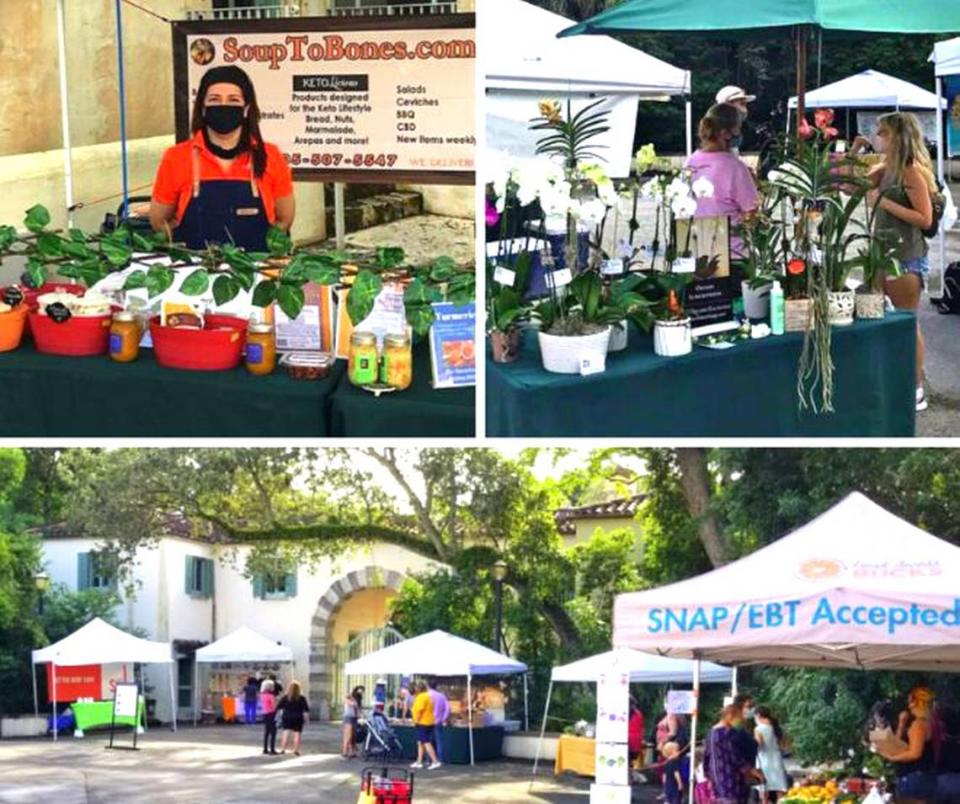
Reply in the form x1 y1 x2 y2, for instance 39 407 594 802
358 709 405 762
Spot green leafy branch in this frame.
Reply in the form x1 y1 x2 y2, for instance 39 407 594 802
0 205 474 338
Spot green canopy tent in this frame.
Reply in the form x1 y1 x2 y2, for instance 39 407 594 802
560 1 960 139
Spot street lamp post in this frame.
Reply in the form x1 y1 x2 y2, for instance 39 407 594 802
491 561 508 654
34 572 50 615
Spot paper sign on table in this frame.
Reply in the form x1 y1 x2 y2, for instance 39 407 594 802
429 302 476 389
667 689 697 715
273 283 335 353
595 742 630 786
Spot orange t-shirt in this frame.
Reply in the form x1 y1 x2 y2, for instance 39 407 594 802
151 130 294 226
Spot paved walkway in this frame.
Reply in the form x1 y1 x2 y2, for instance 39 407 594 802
0 724 616 804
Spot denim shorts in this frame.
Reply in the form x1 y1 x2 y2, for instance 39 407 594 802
901 255 930 280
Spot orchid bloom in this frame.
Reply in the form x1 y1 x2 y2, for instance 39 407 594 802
485 199 501 227
692 176 715 199
798 117 815 140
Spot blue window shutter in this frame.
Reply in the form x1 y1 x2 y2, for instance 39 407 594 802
77 552 90 590
253 573 264 599
285 570 297 599
203 559 214 598
185 556 194 595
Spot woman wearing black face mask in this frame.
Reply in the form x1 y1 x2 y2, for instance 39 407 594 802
150 65 294 251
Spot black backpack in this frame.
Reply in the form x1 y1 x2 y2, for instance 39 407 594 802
935 262 960 315
923 179 948 239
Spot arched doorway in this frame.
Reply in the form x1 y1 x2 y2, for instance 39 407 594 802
308 566 406 719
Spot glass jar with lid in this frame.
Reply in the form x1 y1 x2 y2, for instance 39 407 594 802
109 312 140 363
380 332 412 390
348 330 379 386
246 323 276 376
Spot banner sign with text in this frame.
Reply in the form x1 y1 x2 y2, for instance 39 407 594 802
173 15 475 184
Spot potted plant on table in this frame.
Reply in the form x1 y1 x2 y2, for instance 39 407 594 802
850 215 900 321
651 272 696 357
486 251 532 363
740 195 784 320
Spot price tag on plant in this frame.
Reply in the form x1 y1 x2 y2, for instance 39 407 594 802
546 268 573 289
673 257 696 274
601 259 624 276
493 266 516 287
578 351 606 376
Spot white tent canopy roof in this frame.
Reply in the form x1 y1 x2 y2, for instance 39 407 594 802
613 493 960 671
344 630 527 677
932 37 960 77
32 617 173 666
484 0 689 97
788 69 946 109
551 649 732 684
195 626 293 664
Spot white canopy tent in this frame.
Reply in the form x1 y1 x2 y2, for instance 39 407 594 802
484 0 693 177
31 617 175 741
787 69 945 113
932 38 960 288
192 626 294 726
344 629 528 765
611 492 960 804
531 649 734 779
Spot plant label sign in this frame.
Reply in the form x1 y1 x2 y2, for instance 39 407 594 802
493 266 516 287
673 257 696 274
601 259 624 276
579 351 606 376
173 16 475 185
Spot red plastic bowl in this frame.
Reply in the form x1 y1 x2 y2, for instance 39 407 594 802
30 311 113 356
149 314 248 371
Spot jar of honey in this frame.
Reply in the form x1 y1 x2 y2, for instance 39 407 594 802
109 312 140 363
380 332 413 390
348 330 379 386
246 323 276 376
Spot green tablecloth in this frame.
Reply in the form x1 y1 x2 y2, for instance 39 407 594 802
328 341 475 437
71 699 144 732
487 312 916 437
0 341 473 437
393 724 504 764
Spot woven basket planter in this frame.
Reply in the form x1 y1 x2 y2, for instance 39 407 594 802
855 291 885 320
785 298 813 333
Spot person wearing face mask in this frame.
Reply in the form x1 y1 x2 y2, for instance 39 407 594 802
684 104 760 263
730 694 759 767
150 65 294 252
704 704 764 804
715 86 755 156
850 112 937 412
876 686 943 803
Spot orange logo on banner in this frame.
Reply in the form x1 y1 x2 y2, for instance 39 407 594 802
46 664 102 702
799 559 844 580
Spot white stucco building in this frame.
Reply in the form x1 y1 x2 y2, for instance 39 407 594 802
40 529 440 724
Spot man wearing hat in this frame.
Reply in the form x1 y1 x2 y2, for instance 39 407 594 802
715 85 756 155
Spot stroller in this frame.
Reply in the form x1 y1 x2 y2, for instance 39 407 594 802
360 709 405 761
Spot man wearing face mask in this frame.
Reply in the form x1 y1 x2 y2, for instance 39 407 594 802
715 86 756 157
731 693 760 767
150 65 295 251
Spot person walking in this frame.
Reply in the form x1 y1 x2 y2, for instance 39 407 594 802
410 681 441 770
243 676 259 725
260 679 278 755
851 112 939 411
342 686 363 758
427 679 450 764
628 697 646 767
754 706 789 804
277 680 310 757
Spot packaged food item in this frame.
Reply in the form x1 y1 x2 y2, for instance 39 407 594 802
36 290 112 317
279 351 334 381
161 300 204 329
380 332 413 390
245 324 276 376
348 330 379 386
109 312 140 363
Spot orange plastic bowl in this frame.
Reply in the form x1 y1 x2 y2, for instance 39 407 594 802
0 306 28 352
149 314 248 371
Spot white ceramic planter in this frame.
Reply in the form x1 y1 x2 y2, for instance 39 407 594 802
827 289 855 326
653 318 692 357
741 280 771 320
537 327 611 374
607 320 628 352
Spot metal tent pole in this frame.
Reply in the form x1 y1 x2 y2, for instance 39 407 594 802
688 657 701 804
53 663 58 742
936 76 947 291
523 672 529 733
114 0 130 219
467 673 475 766
731 665 738 698
32 660 39 717
56 0 76 228
169 663 178 731
685 98 693 157
530 679 553 781
194 660 200 727
795 26 809 139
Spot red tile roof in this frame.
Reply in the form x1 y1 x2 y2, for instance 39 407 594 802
554 494 646 535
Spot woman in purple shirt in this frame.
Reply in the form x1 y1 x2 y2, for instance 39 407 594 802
684 104 759 260
704 704 763 804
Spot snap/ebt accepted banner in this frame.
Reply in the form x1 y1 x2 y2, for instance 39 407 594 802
172 15 475 184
